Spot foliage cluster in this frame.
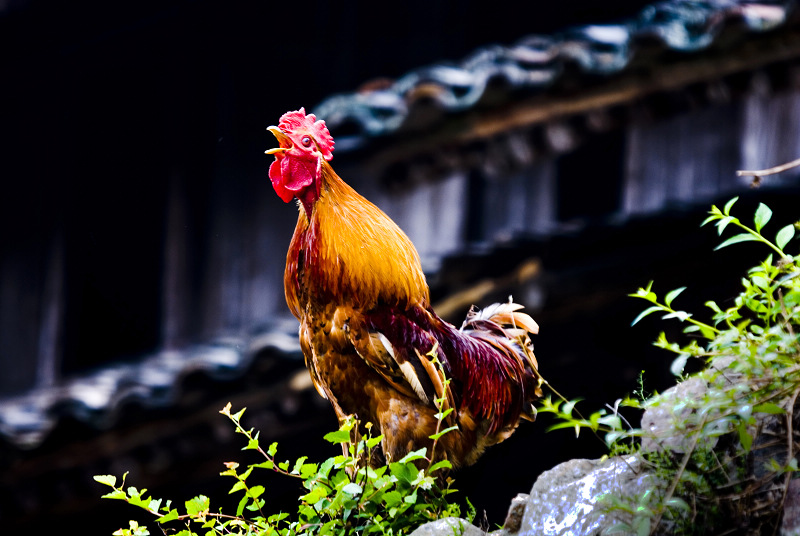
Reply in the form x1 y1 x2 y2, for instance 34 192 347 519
96 383 471 535
540 197 800 534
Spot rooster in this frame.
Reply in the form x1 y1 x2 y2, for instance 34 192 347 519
266 108 542 468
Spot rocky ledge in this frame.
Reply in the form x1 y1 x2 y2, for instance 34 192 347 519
413 356 800 535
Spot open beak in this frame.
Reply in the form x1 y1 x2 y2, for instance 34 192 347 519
265 126 292 154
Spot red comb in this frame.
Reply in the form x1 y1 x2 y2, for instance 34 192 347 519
278 107 335 161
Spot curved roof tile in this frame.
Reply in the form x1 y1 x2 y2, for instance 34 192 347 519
314 0 796 151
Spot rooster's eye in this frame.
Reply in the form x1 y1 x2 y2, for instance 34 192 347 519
301 136 312 147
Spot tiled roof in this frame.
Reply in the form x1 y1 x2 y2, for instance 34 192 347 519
315 0 796 151
0 321 301 449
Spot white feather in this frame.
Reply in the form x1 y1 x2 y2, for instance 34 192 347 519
398 361 429 403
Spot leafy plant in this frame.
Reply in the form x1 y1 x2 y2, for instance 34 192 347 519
95 382 469 536
541 197 800 534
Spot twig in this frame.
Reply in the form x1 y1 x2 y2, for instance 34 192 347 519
709 449 733 485
778 289 797 340
771 385 800 536
737 158 800 178
650 415 707 534
606 401 635 431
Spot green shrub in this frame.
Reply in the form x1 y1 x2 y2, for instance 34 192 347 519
540 197 800 534
96 389 471 535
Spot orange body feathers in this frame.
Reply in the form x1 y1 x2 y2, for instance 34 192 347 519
268 108 542 467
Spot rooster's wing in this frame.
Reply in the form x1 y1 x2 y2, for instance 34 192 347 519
341 305 455 411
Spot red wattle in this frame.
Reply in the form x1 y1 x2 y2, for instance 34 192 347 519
269 159 295 203
270 156 317 203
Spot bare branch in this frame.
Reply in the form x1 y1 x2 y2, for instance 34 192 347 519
737 158 800 178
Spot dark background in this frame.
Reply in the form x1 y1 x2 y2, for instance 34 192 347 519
1 0 654 377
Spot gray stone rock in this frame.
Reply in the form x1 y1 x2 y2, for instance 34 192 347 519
781 479 800 536
640 376 716 454
479 355 800 535
410 517 485 536
640 356 744 456
517 455 660 536
501 493 529 533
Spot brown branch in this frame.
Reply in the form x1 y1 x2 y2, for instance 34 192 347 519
778 289 797 341
771 385 800 536
736 158 800 178
650 415 707 534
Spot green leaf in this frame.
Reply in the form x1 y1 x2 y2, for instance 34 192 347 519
631 306 662 326
302 485 329 504
236 495 248 517
292 456 308 475
157 508 180 524
699 325 717 340
429 425 459 441
754 203 772 232
147 498 162 513
715 233 760 251
366 435 383 449
777 224 795 251
562 398 581 417
604 430 628 447
546 421 588 433
629 283 656 302
390 461 419 484
228 480 246 494
666 497 690 512
397 448 428 464
94 474 117 487
300 462 319 479
238 466 254 481
701 214 718 227
324 429 352 444
717 215 737 235
382 490 403 507
403 489 418 504
724 197 738 216
664 287 686 307
597 414 622 430
636 517 651 536
669 354 689 376
101 489 128 501
342 483 362 496
754 402 785 415
434 407 454 421
185 495 210 516
428 460 453 473
737 420 753 453
751 275 771 290
318 458 335 479
661 311 691 322
605 524 635 534
248 485 265 499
